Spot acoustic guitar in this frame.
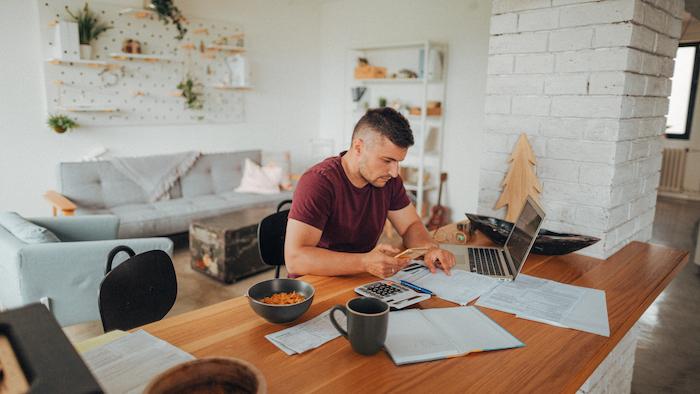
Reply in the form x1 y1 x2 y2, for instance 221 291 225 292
427 172 448 231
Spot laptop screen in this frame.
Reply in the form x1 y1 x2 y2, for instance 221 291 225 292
505 198 544 274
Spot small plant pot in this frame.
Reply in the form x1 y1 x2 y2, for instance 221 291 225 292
52 126 67 134
80 44 92 60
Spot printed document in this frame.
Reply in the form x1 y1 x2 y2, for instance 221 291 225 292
389 264 501 305
476 274 610 336
82 330 194 394
266 309 345 355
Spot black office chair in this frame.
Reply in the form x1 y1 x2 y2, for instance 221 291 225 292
98 246 177 332
257 200 292 278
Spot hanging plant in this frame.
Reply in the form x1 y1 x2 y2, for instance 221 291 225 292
47 114 78 134
66 2 112 45
147 0 188 40
177 76 203 110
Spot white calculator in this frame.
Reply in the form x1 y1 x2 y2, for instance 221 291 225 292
354 280 431 309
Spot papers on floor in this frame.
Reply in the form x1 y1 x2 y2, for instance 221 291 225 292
389 263 501 305
81 330 194 394
384 306 524 365
476 274 610 336
265 308 345 355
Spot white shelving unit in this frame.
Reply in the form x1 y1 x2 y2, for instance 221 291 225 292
348 40 447 217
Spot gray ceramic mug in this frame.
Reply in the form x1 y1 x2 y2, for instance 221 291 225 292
329 297 389 356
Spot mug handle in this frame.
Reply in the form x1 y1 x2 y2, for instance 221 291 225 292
329 305 348 338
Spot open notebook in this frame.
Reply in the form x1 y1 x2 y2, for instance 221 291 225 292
384 306 524 365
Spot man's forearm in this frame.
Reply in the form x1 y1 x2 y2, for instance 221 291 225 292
402 221 438 249
286 246 367 276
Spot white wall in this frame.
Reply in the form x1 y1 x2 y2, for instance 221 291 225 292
317 0 492 221
0 0 321 216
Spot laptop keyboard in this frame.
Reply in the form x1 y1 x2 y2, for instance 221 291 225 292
468 248 506 276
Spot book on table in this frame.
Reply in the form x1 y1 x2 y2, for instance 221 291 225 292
384 306 524 365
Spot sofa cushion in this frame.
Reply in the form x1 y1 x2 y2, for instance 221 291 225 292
234 158 282 194
180 151 261 198
110 191 293 238
0 212 60 243
59 161 147 209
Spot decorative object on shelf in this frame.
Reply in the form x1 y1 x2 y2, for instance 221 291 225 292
378 97 387 108
213 33 245 48
409 101 442 116
495 133 542 222
47 114 78 134
146 0 188 40
53 21 80 60
354 57 387 79
427 173 449 231
465 214 600 255
66 2 112 60
395 69 418 79
351 86 367 111
225 54 251 88
177 75 203 110
122 38 142 54
418 47 443 80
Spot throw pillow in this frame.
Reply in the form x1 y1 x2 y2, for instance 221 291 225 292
0 212 61 243
235 158 281 194
262 151 293 190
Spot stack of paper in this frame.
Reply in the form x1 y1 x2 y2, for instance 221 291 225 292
476 275 610 336
265 309 346 355
81 330 194 394
389 264 501 305
384 306 524 365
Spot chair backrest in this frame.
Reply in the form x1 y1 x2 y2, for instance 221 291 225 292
99 246 177 332
257 200 292 278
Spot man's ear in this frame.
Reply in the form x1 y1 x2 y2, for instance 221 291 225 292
352 137 364 154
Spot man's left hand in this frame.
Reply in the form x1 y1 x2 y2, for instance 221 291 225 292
423 247 456 275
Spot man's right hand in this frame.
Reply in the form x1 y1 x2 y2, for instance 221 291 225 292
362 244 411 278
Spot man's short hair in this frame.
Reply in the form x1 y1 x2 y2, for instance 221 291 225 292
352 107 414 148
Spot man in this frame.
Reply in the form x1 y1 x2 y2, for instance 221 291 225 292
285 107 456 278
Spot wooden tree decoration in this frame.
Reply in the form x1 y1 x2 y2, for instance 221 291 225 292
494 133 542 222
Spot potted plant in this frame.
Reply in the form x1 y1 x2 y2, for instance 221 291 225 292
177 76 203 110
146 0 188 40
47 114 78 134
66 2 112 60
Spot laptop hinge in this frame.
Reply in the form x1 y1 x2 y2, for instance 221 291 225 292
503 249 516 277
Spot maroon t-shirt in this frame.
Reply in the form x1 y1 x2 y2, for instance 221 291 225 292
289 152 411 253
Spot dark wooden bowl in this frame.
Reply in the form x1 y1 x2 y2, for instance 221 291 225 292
465 213 600 255
247 279 314 324
144 357 266 394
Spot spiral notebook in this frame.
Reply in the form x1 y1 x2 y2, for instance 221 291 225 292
383 306 524 365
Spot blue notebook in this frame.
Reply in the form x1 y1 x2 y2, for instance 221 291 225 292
384 306 524 365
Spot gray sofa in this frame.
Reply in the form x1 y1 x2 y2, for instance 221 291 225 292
50 150 292 238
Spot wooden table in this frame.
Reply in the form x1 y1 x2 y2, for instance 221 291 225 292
142 234 688 393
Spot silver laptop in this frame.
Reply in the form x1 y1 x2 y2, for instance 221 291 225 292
456 196 545 281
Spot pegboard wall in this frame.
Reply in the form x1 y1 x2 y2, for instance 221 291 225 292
38 0 248 126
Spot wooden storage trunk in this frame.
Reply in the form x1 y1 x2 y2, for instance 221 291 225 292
190 206 276 284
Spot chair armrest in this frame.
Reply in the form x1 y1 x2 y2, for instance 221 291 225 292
6 237 174 327
30 215 120 242
44 190 77 216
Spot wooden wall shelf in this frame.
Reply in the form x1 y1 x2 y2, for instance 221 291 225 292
46 58 115 68
109 53 179 62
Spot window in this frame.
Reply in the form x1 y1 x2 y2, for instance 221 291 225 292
666 43 700 140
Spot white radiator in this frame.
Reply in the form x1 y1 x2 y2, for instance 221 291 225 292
659 148 688 193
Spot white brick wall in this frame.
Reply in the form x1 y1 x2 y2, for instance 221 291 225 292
480 0 680 259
